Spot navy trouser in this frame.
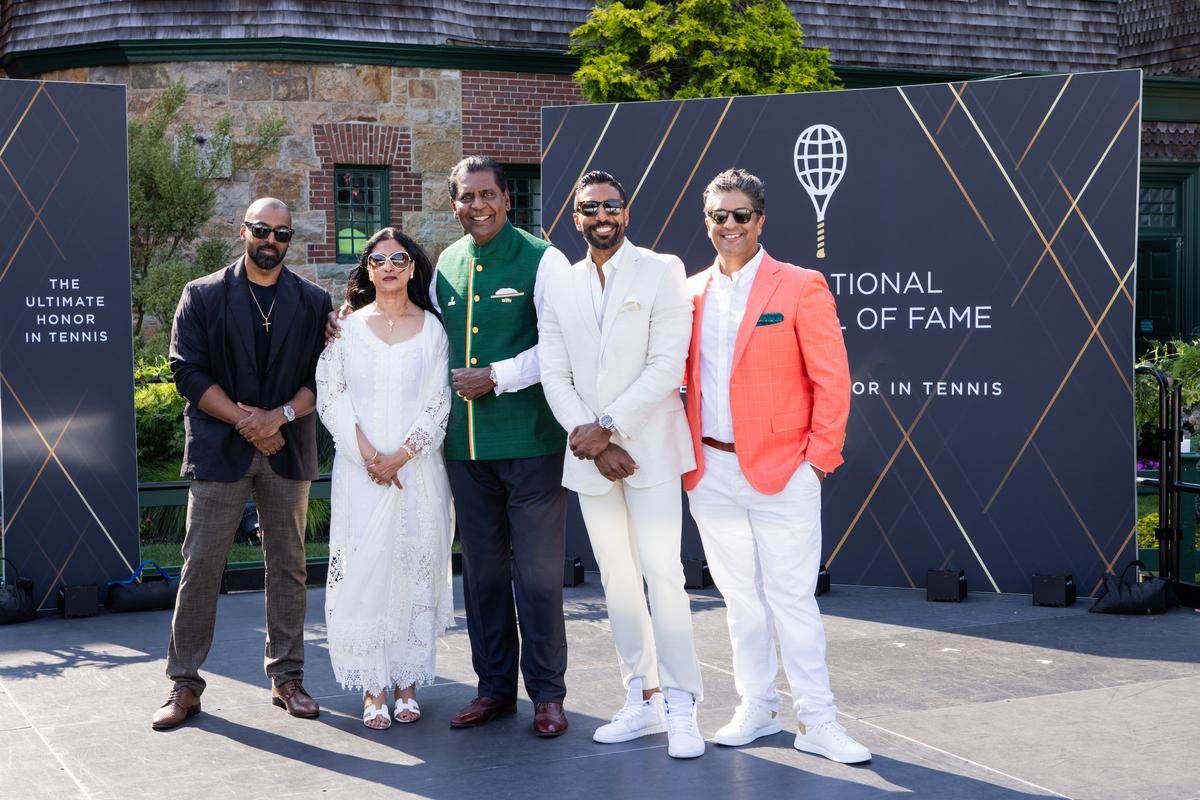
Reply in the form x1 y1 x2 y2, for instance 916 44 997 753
447 452 568 704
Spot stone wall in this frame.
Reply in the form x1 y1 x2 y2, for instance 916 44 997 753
33 60 568 298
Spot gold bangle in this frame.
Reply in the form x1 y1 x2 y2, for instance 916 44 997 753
401 442 416 459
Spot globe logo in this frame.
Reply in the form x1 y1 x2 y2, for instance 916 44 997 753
794 124 847 259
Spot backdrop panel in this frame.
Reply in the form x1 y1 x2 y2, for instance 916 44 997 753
0 79 137 609
542 71 1140 595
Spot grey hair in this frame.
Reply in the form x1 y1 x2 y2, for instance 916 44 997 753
702 168 765 213
447 156 507 201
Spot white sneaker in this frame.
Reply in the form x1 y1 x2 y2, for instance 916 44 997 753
593 680 667 744
664 688 705 759
793 720 871 764
712 700 782 746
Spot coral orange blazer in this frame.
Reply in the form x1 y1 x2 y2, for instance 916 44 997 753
683 252 851 495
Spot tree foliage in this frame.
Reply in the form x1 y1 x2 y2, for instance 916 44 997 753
128 79 284 345
570 0 840 102
1136 339 1200 436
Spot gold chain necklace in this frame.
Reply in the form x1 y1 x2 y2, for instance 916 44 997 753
248 283 276 332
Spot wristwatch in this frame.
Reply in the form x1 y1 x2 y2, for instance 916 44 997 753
281 403 296 423
598 414 616 431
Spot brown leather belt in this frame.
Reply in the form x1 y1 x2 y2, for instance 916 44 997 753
701 437 736 453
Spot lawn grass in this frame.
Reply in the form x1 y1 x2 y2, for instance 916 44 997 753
140 541 330 568
139 539 459 569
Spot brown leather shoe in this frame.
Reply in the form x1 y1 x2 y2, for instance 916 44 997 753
533 702 568 737
152 685 201 730
450 696 517 728
271 679 320 718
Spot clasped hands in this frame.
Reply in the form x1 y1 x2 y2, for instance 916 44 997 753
357 429 409 489
569 422 638 482
236 403 285 456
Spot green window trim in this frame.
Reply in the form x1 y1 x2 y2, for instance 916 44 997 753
505 164 542 237
334 165 389 264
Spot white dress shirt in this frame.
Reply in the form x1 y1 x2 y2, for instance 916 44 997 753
584 239 631 329
699 245 765 442
428 245 571 395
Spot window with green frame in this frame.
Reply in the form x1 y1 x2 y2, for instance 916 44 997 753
335 166 389 263
505 165 542 236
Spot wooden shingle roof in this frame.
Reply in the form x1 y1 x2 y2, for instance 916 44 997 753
1119 0 1200 76
799 0 1119 74
0 0 1131 75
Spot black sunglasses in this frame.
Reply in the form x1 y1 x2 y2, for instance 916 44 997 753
576 199 626 217
367 251 413 269
245 221 295 242
706 208 757 225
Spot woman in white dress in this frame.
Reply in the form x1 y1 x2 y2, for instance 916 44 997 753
316 227 453 729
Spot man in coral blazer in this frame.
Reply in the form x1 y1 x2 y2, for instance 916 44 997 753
540 171 705 759
684 169 870 764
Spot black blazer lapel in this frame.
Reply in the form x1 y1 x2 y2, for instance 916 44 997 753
265 267 300 371
226 260 259 374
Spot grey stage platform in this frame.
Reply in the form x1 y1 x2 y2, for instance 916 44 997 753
0 579 1196 800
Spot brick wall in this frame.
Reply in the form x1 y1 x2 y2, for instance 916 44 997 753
461 71 583 164
308 122 423 263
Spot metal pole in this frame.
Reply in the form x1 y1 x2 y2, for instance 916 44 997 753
1135 366 1173 579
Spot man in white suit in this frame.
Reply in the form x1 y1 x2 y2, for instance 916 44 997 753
539 171 704 759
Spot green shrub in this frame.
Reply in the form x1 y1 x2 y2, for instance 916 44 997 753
1137 512 1160 549
306 498 331 541
135 382 187 469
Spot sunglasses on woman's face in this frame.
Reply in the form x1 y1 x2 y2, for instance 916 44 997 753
576 199 626 217
245 221 295 242
367 251 413 270
706 208 756 225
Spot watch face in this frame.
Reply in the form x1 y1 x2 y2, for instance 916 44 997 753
600 415 614 429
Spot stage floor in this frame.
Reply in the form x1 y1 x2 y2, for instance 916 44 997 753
0 578 1195 800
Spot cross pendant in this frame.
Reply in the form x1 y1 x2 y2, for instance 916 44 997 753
262 319 271 332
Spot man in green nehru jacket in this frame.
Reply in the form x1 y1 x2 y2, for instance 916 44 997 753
327 156 572 736
438 155 572 736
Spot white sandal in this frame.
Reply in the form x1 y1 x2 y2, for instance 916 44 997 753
363 697 392 729
393 696 421 724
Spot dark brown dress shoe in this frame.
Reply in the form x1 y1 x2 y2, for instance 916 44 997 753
533 702 568 737
450 696 517 728
272 679 320 718
152 685 201 730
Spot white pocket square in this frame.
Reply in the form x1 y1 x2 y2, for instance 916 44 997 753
620 297 641 310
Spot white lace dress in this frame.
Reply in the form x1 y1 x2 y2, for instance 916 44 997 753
315 310 454 694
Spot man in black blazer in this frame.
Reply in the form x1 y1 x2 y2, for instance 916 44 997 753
153 198 333 730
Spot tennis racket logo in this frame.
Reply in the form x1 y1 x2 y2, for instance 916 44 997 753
794 124 847 259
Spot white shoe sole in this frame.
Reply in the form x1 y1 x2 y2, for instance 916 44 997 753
712 719 783 746
793 737 871 764
593 721 667 744
668 741 705 759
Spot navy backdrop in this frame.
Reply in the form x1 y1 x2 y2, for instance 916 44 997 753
0 79 138 609
542 71 1140 595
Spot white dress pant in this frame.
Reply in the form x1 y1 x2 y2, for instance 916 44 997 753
577 478 703 698
687 446 836 726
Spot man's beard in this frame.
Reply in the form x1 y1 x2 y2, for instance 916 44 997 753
249 243 284 270
582 222 623 252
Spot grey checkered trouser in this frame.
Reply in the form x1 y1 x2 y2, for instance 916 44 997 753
165 452 311 695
